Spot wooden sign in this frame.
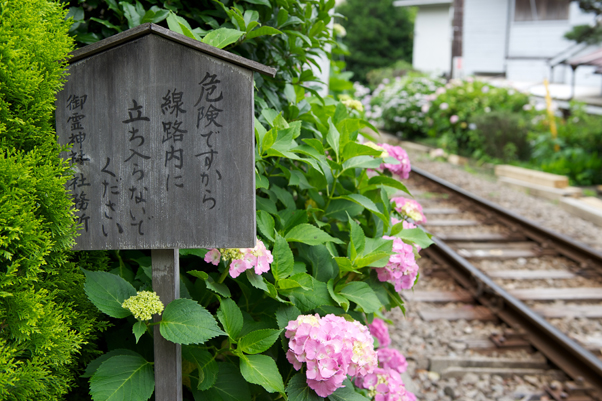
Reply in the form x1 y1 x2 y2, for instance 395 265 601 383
56 23 276 250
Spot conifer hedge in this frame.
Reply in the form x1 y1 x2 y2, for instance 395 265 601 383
0 1 110 399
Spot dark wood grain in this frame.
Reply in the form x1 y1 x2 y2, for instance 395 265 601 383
67 23 277 77
152 249 182 401
57 33 256 250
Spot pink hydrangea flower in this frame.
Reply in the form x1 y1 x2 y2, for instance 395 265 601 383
378 143 411 179
377 348 408 374
208 238 274 279
392 197 426 224
450 115 459 124
375 236 419 291
355 367 416 401
204 248 221 266
368 318 391 348
285 314 378 397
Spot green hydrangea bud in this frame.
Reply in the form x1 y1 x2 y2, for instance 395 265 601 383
122 291 164 321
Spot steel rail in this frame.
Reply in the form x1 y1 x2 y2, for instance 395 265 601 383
411 166 602 399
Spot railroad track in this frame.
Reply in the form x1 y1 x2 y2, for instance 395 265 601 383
396 166 602 401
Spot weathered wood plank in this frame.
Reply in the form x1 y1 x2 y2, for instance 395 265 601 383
495 164 568 189
419 306 496 321
401 289 473 303
423 219 481 227
152 249 182 401
532 304 602 318
508 287 602 301
57 33 257 250
487 270 576 280
422 208 461 214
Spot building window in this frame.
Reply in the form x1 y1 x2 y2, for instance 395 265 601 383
514 0 570 21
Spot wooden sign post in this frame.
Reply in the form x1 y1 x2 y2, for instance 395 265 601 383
56 24 275 401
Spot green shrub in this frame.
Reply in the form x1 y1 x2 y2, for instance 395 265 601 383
366 60 416 88
0 1 109 399
471 111 531 162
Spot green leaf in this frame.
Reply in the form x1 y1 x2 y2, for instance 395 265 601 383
257 210 275 241
160 298 225 345
240 355 285 393
395 228 434 249
195 362 251 401
206 276 231 298
183 346 218 391
82 349 138 379
327 279 349 312
272 233 294 281
366 176 411 195
279 272 313 290
341 142 382 161
334 257 358 274
287 372 322 401
341 156 382 173
121 2 142 28
337 282 382 313
90 354 154 401
281 280 335 312
271 185 296 210
246 26 282 40
326 118 340 160
325 199 364 220
89 17 123 32
285 224 344 245
256 172 270 189
303 138 325 154
188 270 209 280
327 380 371 401
275 305 301 329
246 269 269 291
217 298 243 340
340 194 384 219
132 321 146 344
238 329 282 354
180 249 208 258
243 0 270 5
256 197 278 215
82 269 136 318
140 9 169 24
355 252 391 268
202 28 245 48
349 218 366 255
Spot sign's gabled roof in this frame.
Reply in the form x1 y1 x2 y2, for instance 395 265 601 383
68 23 277 77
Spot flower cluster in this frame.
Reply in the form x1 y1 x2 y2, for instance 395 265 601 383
339 94 364 113
374 234 419 291
122 291 164 321
285 314 378 397
392 197 426 224
204 238 273 278
378 143 411 179
356 319 415 401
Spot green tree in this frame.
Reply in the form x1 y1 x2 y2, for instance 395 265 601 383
565 1 602 44
335 0 415 84
0 0 110 399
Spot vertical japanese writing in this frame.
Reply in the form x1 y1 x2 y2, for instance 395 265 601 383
161 88 187 191
194 72 223 210
120 99 151 237
65 94 91 231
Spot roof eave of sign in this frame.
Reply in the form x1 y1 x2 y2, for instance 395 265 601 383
67 23 277 78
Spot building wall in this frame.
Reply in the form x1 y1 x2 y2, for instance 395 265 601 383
413 4 452 74
462 0 509 75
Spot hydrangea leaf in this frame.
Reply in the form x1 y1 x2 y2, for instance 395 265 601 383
336 282 382 313
160 298 225 345
90 354 154 401
285 224 344 246
217 298 243 340
82 269 136 318
286 372 322 401
394 228 434 249
240 354 285 394
183 346 218 391
205 276 231 298
327 379 371 401
341 156 382 173
194 362 251 401
81 349 139 379
238 329 282 354
275 305 301 329
132 321 146 344
271 233 294 281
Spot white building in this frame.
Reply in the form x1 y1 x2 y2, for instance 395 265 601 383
395 0 602 92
